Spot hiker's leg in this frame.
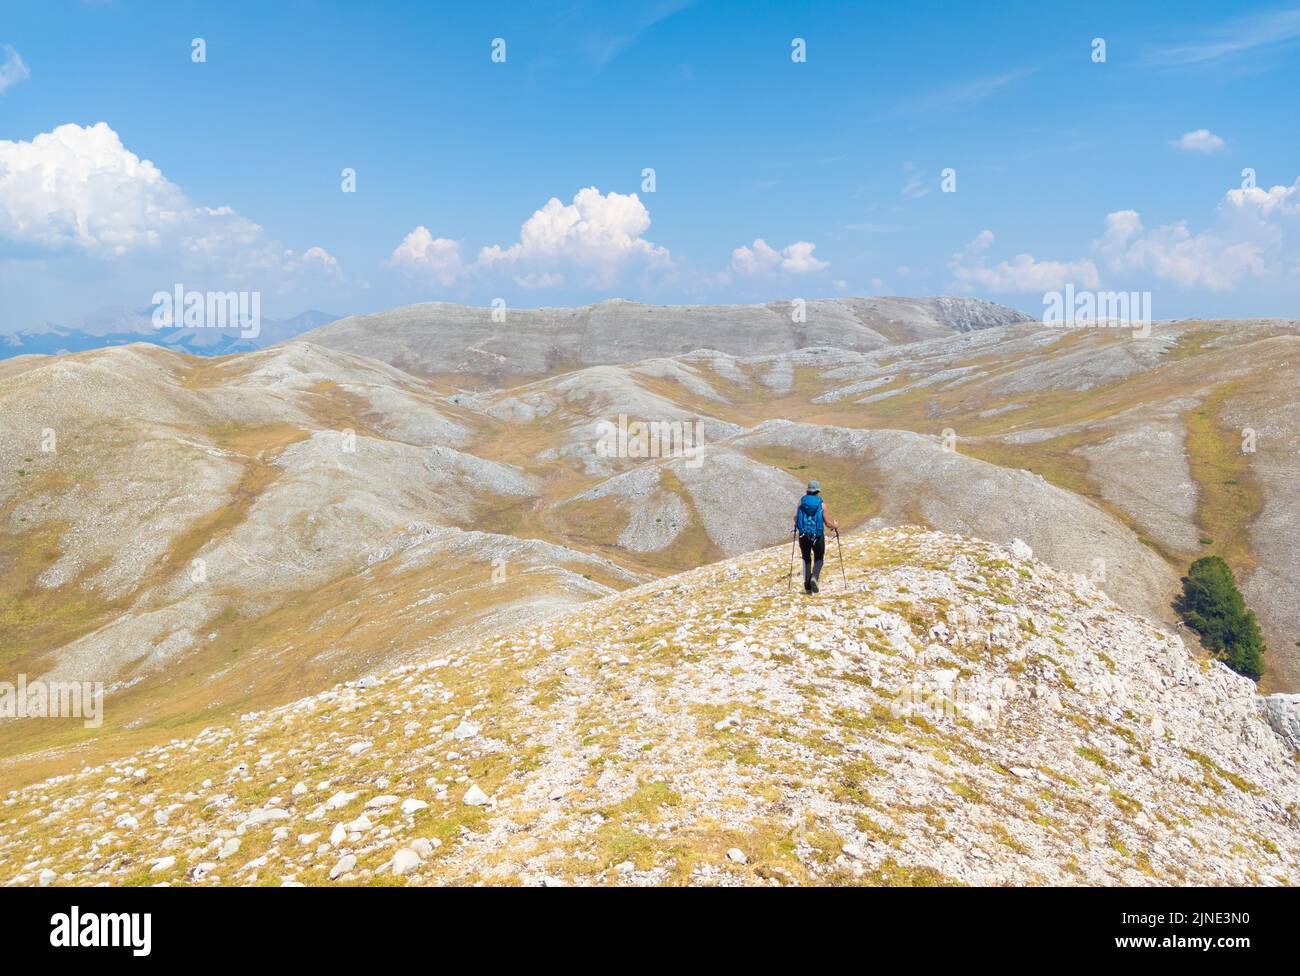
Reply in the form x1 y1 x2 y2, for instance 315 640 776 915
799 536 814 585
811 535 825 581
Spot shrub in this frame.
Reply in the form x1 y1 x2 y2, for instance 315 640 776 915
1175 556 1266 680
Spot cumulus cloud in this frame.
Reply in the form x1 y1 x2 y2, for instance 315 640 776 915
387 227 467 285
284 245 342 279
949 176 1300 296
947 230 1100 292
1093 209 1265 290
729 238 828 276
1223 177 1300 218
389 190 829 293
0 122 195 255
0 44 28 95
1171 129 1227 153
478 187 671 287
0 122 338 286
390 187 671 289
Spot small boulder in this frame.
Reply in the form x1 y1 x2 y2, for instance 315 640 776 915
391 848 421 877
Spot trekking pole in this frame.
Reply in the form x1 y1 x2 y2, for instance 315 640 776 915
788 530 797 592
835 527 846 590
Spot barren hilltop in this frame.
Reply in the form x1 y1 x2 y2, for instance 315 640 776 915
3 531 1297 887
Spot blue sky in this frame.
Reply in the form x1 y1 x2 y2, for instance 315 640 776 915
2 0 1300 331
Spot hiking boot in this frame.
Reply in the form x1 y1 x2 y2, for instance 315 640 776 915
803 580 813 594
810 579 820 594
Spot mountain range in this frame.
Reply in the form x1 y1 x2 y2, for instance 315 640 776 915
1 295 1297 885
1 309 341 359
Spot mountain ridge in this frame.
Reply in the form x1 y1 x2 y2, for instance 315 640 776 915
296 296 1034 382
3 529 1295 887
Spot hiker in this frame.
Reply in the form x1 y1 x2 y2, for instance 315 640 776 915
794 480 838 594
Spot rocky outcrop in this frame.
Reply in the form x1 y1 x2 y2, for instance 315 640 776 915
1263 695 1300 753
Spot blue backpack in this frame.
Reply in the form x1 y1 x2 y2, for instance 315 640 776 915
795 494 824 538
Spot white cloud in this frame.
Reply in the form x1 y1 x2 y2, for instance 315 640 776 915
0 122 337 286
1223 177 1300 218
478 187 671 287
1171 129 1227 153
285 245 342 279
951 177 1300 297
514 271 565 289
0 44 28 95
391 187 671 289
1095 209 1268 290
947 230 1100 292
0 122 193 255
729 238 828 276
387 227 467 285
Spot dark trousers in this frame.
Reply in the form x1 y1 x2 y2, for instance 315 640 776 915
799 534 825 585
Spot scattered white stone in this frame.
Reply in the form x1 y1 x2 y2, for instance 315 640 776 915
391 848 421 876
462 784 490 806
726 848 748 865
452 720 480 740
324 790 358 811
328 854 357 880
344 814 372 833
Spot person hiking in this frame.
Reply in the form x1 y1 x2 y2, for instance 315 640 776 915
794 480 839 594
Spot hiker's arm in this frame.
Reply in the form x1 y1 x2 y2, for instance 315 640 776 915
823 506 840 530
